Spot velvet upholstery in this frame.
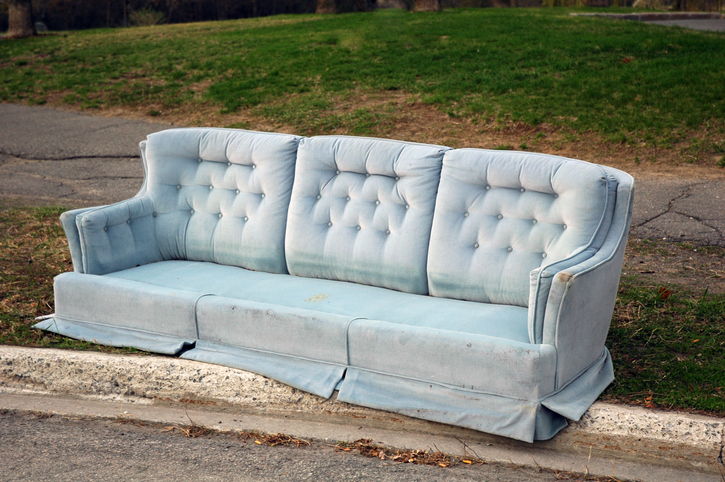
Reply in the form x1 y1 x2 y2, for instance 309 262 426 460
37 128 634 443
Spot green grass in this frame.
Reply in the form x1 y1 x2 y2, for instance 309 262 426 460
2 206 724 414
1 8 725 148
605 278 725 413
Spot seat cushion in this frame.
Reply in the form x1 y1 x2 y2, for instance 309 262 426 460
428 149 616 307
144 128 300 274
285 136 448 295
106 260 531 343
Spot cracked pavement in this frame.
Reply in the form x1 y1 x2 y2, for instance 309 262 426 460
631 179 725 246
1 103 724 246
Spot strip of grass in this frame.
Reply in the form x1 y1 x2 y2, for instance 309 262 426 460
604 276 725 414
1 8 724 158
1 206 723 414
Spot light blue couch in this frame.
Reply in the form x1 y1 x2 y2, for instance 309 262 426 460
36 128 634 442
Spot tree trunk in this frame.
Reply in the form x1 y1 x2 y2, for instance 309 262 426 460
6 0 37 38
355 0 375 10
413 0 441 11
316 0 338 13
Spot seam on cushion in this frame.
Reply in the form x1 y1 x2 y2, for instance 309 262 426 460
563 188 632 279
193 340 348 369
347 366 540 402
100 274 207 296
586 166 614 250
549 162 563 193
543 347 607 402
51 314 194 339
529 269 544 344
192 293 213 340
320 172 336 194
344 317 366 366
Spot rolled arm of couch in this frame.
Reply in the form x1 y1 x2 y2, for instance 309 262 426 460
539 179 634 389
60 206 107 273
76 195 163 275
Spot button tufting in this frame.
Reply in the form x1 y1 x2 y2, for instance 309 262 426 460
520 188 526 193
375 200 380 205
386 229 391 235
474 242 479 249
252 164 257 169
395 176 400 181
554 194 559 198
346 196 351 201
190 209 195 214
218 213 223 218
563 224 567 230
197 158 202 163
532 219 537 224
227 162 232 167
236 189 240 194
152 212 157 217
366 173 371 178
126 219 131 224
497 214 503 220
464 212 469 217
243 216 249 222
486 185 491 190
103 226 108 231
209 185 214 190
405 204 410 210
316 194 321 200
542 253 547 258
335 170 340 175
260 193 265 198
176 185 181 190
507 246 513 252
328 222 333 227
356 225 361 231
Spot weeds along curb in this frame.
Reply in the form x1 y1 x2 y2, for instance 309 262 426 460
0 346 723 477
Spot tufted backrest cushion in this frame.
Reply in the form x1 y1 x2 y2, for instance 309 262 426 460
428 149 617 307
285 136 448 295
145 128 300 274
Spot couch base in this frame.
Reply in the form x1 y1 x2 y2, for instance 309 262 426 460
35 312 613 443
181 340 345 399
33 316 195 356
338 348 613 443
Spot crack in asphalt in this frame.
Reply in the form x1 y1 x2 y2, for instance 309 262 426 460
633 182 703 228
671 211 725 240
0 150 139 161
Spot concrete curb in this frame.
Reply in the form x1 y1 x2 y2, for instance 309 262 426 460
1 346 723 480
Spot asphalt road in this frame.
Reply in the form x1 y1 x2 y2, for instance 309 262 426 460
1 103 723 246
644 18 725 31
0 411 567 482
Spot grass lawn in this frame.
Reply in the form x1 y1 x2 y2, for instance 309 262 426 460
1 8 724 416
1 207 724 416
1 8 724 167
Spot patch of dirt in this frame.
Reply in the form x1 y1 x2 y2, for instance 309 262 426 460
623 237 725 294
20 90 725 181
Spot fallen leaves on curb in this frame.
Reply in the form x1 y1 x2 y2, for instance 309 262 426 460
334 438 484 468
239 431 311 448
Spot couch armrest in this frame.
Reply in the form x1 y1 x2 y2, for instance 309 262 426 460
539 176 634 389
60 207 106 273
76 196 162 275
